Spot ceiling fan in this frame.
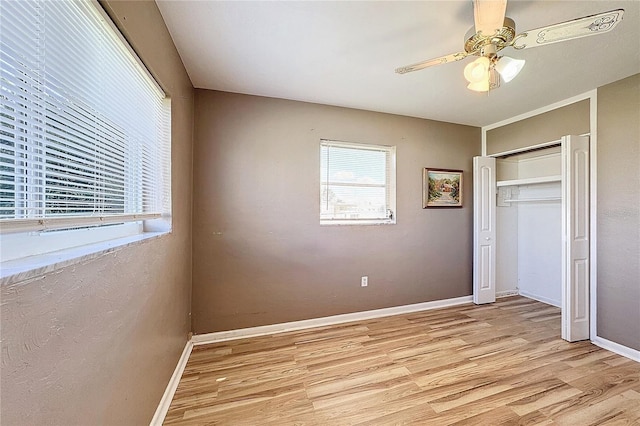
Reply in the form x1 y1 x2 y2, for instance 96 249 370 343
395 0 625 92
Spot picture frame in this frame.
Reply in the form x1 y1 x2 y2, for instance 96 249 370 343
423 168 463 208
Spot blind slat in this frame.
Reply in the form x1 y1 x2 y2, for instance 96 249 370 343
320 140 394 222
0 0 170 226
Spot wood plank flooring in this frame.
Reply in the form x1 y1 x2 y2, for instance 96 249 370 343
164 296 640 425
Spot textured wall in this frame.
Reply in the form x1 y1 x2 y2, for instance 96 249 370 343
0 1 194 425
596 73 640 351
486 100 590 155
192 90 480 333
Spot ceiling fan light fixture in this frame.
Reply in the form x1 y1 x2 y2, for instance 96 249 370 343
463 56 490 83
467 79 490 92
394 3 625 95
495 56 525 82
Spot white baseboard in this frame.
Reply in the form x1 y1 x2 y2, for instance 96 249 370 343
149 339 193 426
192 295 474 345
150 294 640 426
496 290 519 298
514 292 638 363
517 290 561 308
591 336 640 363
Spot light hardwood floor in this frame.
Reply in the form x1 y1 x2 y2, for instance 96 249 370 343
164 296 640 425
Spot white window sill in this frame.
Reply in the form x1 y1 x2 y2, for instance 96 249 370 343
0 231 168 286
320 219 396 226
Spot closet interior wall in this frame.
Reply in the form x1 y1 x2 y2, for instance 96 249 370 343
495 147 562 306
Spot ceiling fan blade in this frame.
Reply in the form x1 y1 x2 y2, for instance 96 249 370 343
474 0 507 36
513 9 625 49
395 52 470 74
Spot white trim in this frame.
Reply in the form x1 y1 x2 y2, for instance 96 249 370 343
192 296 473 345
518 290 561 308
0 213 161 235
489 140 562 158
149 340 193 426
591 336 640 363
488 132 589 159
496 290 519 298
320 139 395 152
481 90 593 156
588 90 598 342
320 219 396 226
483 91 594 132
481 126 487 157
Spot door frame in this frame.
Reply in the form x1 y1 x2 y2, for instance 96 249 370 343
478 91 598 341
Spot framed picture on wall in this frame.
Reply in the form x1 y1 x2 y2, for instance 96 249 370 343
423 168 463 208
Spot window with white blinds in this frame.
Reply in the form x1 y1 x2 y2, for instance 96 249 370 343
0 0 170 236
320 140 396 224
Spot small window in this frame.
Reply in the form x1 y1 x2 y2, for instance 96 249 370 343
320 140 396 225
0 0 170 264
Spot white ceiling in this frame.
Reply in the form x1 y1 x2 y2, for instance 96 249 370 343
156 0 640 127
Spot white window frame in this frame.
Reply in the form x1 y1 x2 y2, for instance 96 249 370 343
0 0 171 280
320 139 396 226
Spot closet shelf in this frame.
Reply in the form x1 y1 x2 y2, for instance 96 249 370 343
496 175 562 187
503 197 562 203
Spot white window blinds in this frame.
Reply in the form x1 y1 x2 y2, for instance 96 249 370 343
0 0 170 234
320 140 396 223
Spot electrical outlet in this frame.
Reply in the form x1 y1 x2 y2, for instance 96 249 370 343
361 276 368 287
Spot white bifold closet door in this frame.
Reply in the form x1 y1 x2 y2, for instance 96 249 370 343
473 134 590 342
473 156 496 305
562 134 590 342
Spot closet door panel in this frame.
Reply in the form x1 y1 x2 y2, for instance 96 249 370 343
473 156 496 304
562 135 590 342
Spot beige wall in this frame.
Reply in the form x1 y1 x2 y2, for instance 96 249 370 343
596 73 640 351
486 100 590 155
192 90 480 333
0 1 194 425
485 75 640 352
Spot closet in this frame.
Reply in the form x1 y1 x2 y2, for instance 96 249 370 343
473 135 590 342
495 145 562 307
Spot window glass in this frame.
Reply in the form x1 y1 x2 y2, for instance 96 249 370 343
320 140 395 224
